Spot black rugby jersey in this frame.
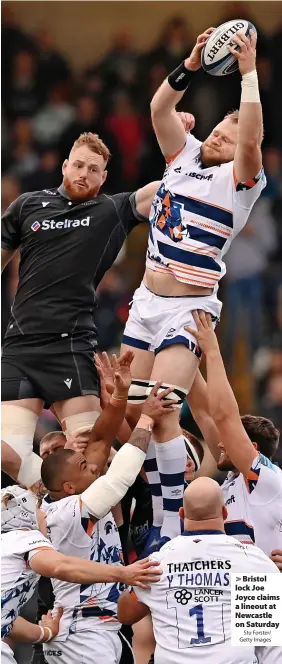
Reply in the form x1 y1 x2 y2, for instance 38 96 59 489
2 186 146 337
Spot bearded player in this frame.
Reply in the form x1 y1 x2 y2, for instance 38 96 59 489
1 130 160 490
121 27 266 542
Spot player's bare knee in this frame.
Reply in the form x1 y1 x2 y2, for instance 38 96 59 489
1 404 42 486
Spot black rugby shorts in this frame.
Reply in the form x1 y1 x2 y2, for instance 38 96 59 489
1 330 100 408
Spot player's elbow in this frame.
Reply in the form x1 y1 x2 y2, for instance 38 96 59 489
150 99 161 118
209 400 239 427
238 137 262 156
117 594 145 625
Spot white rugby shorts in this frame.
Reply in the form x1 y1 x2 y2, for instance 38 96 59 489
122 282 222 357
1 641 16 664
43 629 122 664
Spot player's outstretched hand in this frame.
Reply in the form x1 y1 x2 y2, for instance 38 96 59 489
185 310 219 356
184 27 215 71
142 382 178 423
228 29 257 76
94 352 113 408
177 111 195 133
122 558 162 589
271 549 282 572
39 608 63 640
112 349 134 395
94 351 115 396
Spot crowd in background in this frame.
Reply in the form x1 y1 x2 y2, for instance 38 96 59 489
2 4 282 446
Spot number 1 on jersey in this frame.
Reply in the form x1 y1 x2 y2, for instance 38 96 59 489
189 604 211 645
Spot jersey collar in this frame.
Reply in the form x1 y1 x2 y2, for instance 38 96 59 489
57 183 71 200
182 529 224 536
44 493 56 504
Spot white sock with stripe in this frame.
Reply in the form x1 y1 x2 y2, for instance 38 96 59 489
143 438 163 527
155 435 186 539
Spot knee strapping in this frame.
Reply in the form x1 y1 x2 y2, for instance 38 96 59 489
128 380 187 407
62 411 100 436
1 404 42 487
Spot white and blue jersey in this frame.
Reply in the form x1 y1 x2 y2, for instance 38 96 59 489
222 453 282 555
123 133 265 356
131 530 279 664
1 529 54 639
146 133 266 289
44 495 125 641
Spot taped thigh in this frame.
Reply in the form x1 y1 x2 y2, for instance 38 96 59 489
1 404 42 487
62 411 100 436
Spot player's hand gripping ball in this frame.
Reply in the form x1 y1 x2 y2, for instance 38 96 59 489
201 19 257 76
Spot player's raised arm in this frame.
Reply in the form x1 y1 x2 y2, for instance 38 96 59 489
231 29 263 182
150 28 214 160
187 370 221 462
185 312 257 475
84 350 134 471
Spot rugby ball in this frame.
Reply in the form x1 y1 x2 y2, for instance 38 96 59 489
201 19 256 76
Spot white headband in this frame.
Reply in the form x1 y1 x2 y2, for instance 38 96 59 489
1 485 38 533
184 438 201 473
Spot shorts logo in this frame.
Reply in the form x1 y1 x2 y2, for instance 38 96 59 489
165 328 176 339
31 221 40 232
64 378 72 389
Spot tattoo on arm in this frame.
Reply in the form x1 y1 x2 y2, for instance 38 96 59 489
128 428 151 453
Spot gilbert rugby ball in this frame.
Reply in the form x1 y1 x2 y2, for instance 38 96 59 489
201 19 257 76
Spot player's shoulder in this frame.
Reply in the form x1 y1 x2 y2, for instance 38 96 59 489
1 528 49 555
249 453 282 486
101 191 132 210
46 494 80 521
185 132 202 151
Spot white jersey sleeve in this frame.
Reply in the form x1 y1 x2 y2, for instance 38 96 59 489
232 167 267 234
166 132 202 165
1 530 54 639
245 453 282 505
3 529 54 559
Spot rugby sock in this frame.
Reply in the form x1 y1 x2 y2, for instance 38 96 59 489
156 435 186 539
143 438 163 527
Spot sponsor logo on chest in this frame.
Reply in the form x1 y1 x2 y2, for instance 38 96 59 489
31 216 90 231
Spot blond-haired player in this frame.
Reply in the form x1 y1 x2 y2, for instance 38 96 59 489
121 27 266 543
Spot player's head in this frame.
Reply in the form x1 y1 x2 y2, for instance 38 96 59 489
182 430 204 481
180 477 227 530
1 484 46 534
41 449 99 498
217 414 280 472
200 110 239 167
241 414 280 459
62 132 109 200
40 431 66 459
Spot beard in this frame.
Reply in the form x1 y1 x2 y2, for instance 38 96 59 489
200 143 232 168
63 173 100 201
217 452 236 472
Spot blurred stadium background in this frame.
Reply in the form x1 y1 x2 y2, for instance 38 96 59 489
2 0 282 465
